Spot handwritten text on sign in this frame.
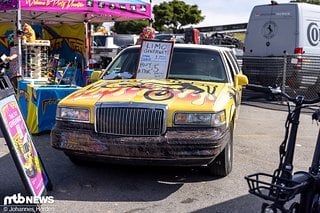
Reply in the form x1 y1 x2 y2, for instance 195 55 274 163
137 40 174 79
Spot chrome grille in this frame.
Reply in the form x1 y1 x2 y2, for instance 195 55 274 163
95 103 167 136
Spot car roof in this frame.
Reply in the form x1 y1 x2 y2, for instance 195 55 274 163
154 34 174 39
126 43 231 52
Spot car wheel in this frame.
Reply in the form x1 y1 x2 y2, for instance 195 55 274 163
207 122 233 177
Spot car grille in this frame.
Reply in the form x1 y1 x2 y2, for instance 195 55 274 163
95 103 167 136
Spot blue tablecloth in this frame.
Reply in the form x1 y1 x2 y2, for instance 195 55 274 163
18 79 48 120
18 80 80 134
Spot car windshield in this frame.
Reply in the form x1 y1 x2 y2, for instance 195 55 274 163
103 47 227 83
155 34 174 40
93 36 107 46
114 35 135 48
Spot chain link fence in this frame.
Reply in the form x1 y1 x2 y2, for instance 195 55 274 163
242 55 320 99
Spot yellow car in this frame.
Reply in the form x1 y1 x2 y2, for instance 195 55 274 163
51 44 248 176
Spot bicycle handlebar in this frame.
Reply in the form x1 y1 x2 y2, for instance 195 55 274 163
246 84 320 105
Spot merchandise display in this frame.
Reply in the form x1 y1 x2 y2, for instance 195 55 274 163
22 41 50 79
21 23 36 43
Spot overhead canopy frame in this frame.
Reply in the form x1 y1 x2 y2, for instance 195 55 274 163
0 0 152 75
0 0 152 24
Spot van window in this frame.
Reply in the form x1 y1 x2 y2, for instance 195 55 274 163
93 36 107 46
113 35 135 48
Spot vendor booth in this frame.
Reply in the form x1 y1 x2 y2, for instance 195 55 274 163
0 0 152 134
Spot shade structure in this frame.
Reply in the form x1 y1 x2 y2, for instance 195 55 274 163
0 0 152 76
0 0 152 24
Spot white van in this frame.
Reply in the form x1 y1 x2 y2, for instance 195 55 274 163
243 2 320 88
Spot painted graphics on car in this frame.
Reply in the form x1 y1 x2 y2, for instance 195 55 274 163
63 79 223 109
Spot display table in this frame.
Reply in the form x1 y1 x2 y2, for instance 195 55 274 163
18 78 48 120
18 80 80 134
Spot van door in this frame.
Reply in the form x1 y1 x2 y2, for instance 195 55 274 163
300 3 320 55
244 4 298 56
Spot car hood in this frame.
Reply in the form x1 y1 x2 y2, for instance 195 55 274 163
60 79 228 111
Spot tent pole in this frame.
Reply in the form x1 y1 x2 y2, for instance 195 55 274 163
17 0 22 76
149 0 152 27
84 20 90 70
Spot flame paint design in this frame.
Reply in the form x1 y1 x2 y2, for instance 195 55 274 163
68 80 218 106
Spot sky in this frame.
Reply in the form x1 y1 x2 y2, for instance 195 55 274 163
151 0 291 27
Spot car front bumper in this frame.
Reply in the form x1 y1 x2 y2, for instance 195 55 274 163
51 121 230 166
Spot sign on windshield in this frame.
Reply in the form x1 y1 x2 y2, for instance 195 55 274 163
136 40 174 79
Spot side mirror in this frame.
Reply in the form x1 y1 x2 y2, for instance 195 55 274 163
90 71 102 82
235 74 249 87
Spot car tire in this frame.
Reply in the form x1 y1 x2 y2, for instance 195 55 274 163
207 122 233 177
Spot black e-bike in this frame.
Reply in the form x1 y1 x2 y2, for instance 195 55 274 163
245 85 320 213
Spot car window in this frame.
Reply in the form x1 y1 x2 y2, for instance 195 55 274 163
169 48 227 83
103 48 139 79
221 52 235 84
226 50 240 74
114 35 135 48
223 51 239 78
93 36 107 46
103 47 227 83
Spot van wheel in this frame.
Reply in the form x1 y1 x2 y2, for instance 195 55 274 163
207 122 233 177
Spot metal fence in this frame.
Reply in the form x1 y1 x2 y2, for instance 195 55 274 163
241 55 320 99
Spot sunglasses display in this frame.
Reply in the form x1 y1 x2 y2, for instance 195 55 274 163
23 43 50 79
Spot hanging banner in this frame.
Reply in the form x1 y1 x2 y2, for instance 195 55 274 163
0 0 151 23
136 40 174 79
20 0 151 20
43 23 86 85
0 0 18 10
0 24 14 56
43 23 85 60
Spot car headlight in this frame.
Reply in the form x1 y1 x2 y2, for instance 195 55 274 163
174 111 225 127
56 107 90 123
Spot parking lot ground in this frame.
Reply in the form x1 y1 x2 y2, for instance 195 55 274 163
0 94 319 213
